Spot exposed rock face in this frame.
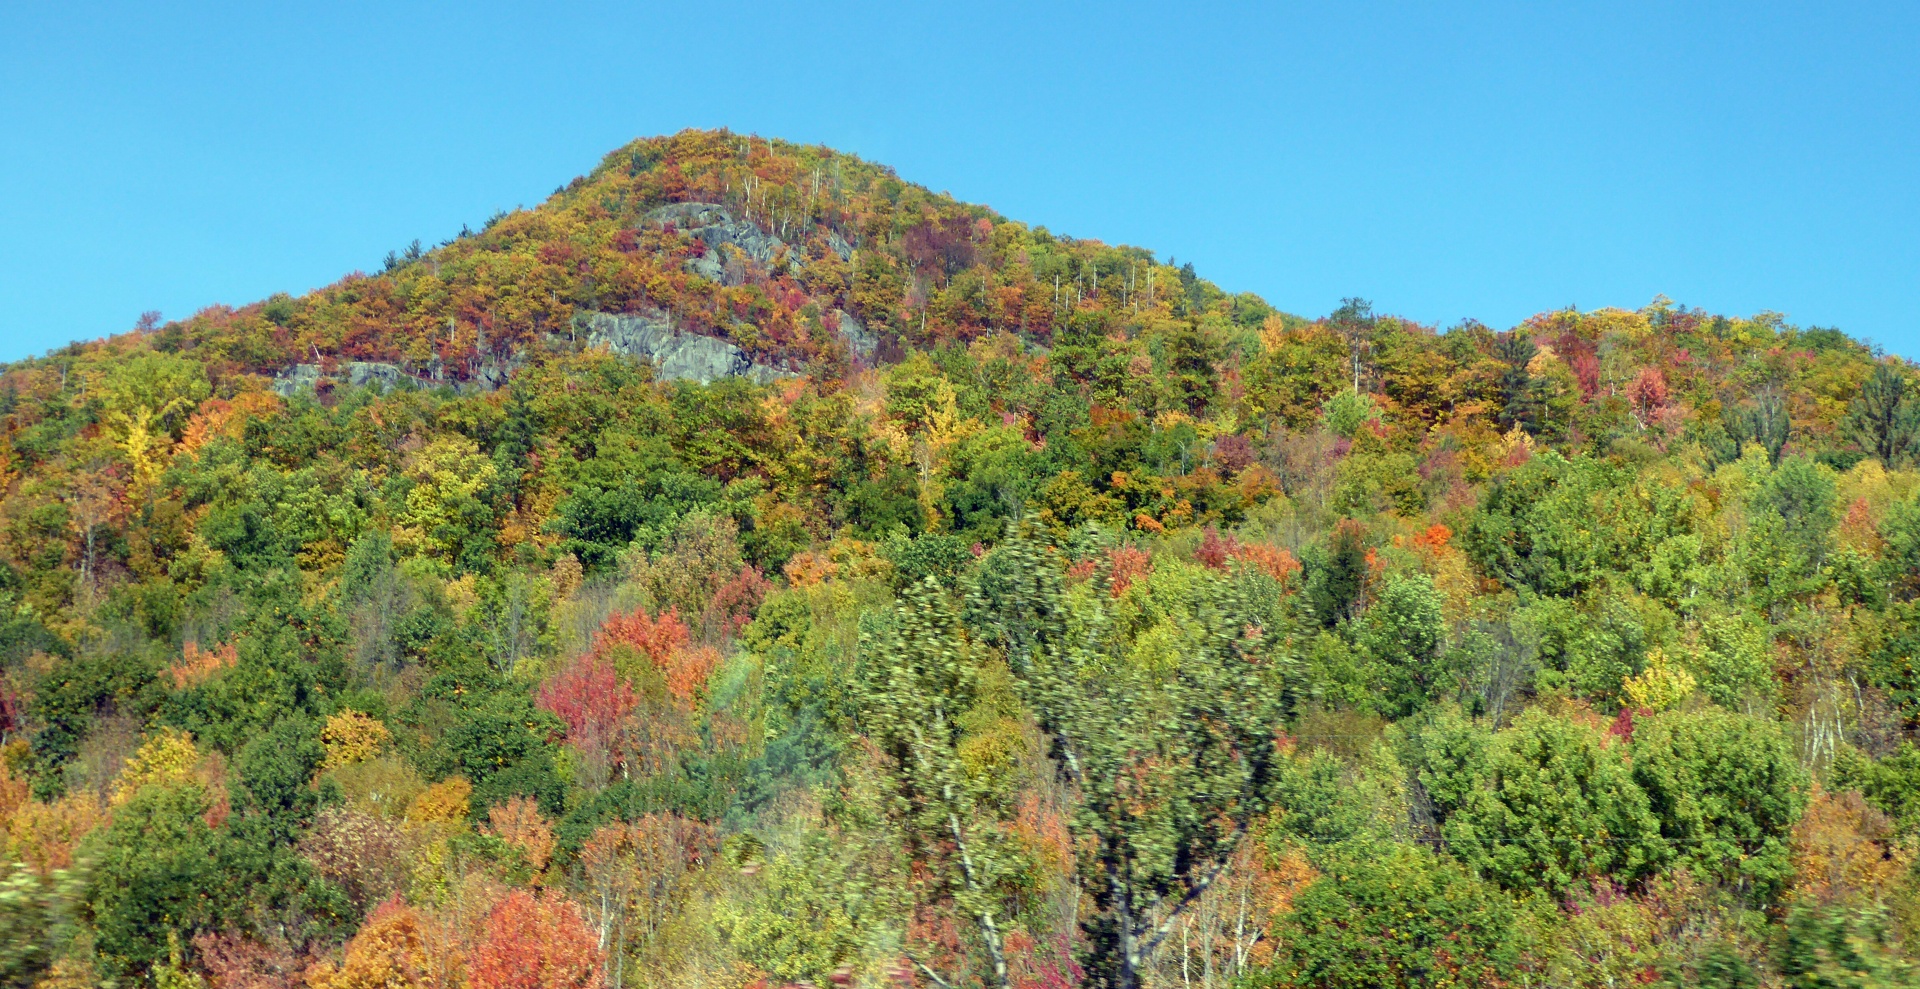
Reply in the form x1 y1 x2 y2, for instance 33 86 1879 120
272 361 411 397
272 364 324 397
644 202 857 285
271 355 520 396
743 363 795 386
646 203 790 264
345 362 405 389
575 310 794 385
831 309 877 361
685 252 727 284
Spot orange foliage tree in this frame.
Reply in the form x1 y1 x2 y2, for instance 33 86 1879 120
587 605 721 704
486 796 556 881
305 896 442 989
466 889 602 989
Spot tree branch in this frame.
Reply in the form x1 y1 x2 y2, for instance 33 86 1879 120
1137 823 1250 958
901 950 958 989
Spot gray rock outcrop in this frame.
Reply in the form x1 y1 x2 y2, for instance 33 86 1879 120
831 309 877 361
345 361 405 389
646 203 789 265
575 310 794 385
685 252 727 284
271 363 324 397
272 360 412 397
271 356 519 397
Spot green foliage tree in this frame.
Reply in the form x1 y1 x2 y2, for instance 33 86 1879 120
1415 707 1664 894
1303 521 1370 628
970 536 1294 989
82 781 234 977
1463 452 1614 598
1354 572 1448 718
1744 456 1839 612
1845 364 1920 468
233 716 326 846
0 861 87 987
1319 389 1380 440
1254 841 1519 989
717 833 881 986
1629 707 1806 902
1775 904 1918 989
1162 320 1219 415
857 578 1029 986
1723 387 1793 467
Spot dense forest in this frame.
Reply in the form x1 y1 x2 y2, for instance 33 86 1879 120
4 128 1920 989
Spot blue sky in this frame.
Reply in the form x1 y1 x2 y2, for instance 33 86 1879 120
2 1 1915 361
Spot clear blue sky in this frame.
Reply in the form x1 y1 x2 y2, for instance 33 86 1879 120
3 1 1916 362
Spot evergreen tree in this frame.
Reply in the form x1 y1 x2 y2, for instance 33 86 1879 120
1846 363 1920 467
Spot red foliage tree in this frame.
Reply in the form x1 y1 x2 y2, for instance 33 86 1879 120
1627 366 1670 428
1211 433 1256 476
662 645 722 704
1107 546 1152 597
1195 526 1238 570
538 654 641 786
587 604 727 705
537 656 638 747
467 889 603 989
589 605 690 668
1233 542 1302 585
704 565 770 638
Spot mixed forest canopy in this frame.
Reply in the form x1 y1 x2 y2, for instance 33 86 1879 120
4 128 1920 989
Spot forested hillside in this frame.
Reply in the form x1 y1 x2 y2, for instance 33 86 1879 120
4 128 1920 989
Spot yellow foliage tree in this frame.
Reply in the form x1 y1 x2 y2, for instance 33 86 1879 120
305 896 441 989
86 351 210 497
1622 649 1697 712
395 436 499 562
1794 785 1905 907
111 729 199 806
405 778 473 830
321 712 394 771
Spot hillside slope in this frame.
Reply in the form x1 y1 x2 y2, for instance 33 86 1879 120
2 129 1920 988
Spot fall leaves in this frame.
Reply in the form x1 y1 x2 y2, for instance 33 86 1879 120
304 889 600 989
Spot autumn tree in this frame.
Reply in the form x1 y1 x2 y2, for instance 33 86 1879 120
467 889 602 989
537 655 638 786
576 813 715 988
305 896 439 989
